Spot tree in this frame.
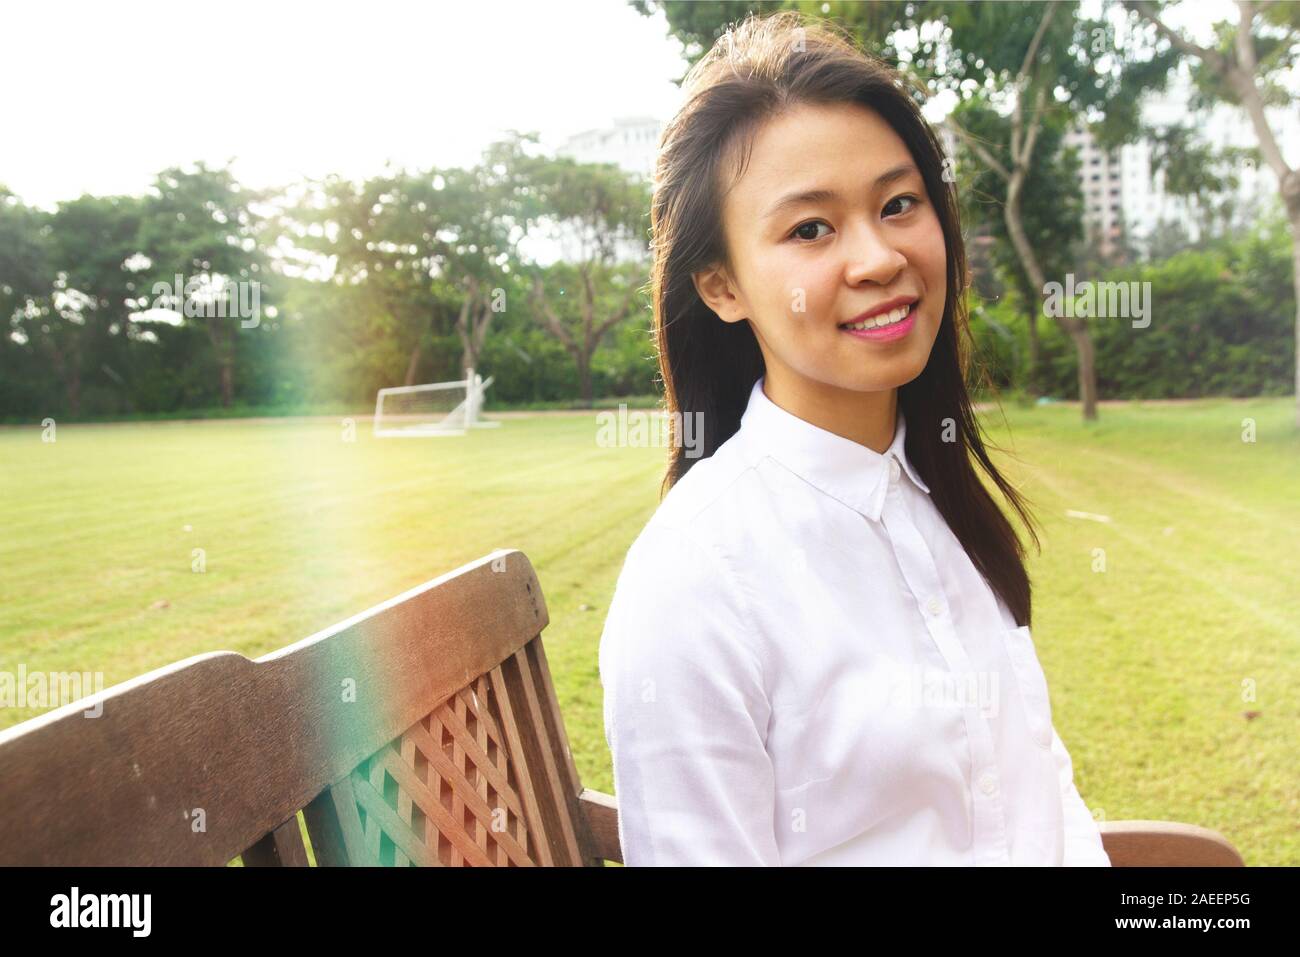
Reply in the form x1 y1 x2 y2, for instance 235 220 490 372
955 98 1085 397
522 157 651 407
0 189 55 415
527 260 648 406
435 137 545 376
904 0 1180 420
941 4 1104 415
284 134 541 390
3 191 147 416
137 163 269 407
1144 125 1264 243
1124 0 1300 425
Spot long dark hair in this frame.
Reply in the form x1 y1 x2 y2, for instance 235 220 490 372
649 10 1041 626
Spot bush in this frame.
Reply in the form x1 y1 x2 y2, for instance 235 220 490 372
970 217 1296 400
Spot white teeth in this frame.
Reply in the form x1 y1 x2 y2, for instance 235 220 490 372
842 303 912 331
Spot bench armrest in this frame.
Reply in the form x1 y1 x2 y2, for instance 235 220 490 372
578 789 623 864
1098 820 1244 867
579 790 1244 866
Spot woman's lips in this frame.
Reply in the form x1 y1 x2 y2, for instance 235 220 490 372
839 302 917 342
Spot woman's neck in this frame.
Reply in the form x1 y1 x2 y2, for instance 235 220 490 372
762 369 898 454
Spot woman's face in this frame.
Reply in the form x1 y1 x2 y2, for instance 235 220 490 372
694 100 947 402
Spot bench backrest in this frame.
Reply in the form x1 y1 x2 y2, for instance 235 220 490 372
0 549 609 866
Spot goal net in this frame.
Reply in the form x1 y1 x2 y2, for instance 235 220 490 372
373 368 500 437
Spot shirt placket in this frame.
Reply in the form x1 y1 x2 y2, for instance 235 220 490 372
877 456 1011 866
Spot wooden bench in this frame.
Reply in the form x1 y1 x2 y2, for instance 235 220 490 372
0 549 1244 867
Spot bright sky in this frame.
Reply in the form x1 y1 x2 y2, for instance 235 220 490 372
4 0 1272 213
4 0 690 210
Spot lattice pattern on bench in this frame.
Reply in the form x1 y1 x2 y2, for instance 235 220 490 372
0 550 605 867
236 582 601 868
314 678 533 867
295 654 561 867
242 631 596 868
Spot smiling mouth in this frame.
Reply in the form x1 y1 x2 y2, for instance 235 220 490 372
838 301 916 331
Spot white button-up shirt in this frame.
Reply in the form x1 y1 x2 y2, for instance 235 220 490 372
599 375 1111 866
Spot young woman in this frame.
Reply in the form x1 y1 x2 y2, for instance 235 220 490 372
598 10 1111 867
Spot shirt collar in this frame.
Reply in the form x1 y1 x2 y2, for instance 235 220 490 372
736 375 930 522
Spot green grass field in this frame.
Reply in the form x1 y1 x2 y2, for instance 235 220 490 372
1 398 1296 865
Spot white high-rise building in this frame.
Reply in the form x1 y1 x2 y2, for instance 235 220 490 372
1064 125 1126 259
556 115 663 181
525 116 663 266
1067 68 1299 261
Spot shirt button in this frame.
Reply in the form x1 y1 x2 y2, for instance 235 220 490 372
979 770 997 795
889 458 901 483
926 596 942 616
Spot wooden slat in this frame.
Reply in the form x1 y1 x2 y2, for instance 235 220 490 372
396 737 419 866
487 657 555 865
525 635 605 865
301 785 351 866
321 773 372 865
467 681 492 861
578 789 622 864
449 691 467 866
242 814 311 867
502 641 585 865
474 673 531 861
0 548 548 866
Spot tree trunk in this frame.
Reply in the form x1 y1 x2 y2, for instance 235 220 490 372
67 367 81 418
577 359 593 408
208 319 234 408
219 360 234 408
1068 324 1098 421
47 343 81 417
403 342 421 386
1024 300 1041 397
1286 190 1300 428
455 279 484 380
1005 172 1098 420
1222 13 1299 427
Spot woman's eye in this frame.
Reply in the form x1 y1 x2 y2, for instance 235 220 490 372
789 220 830 242
884 194 921 218
789 197 922 242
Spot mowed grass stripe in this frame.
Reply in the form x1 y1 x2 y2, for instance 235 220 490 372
976 401 1297 865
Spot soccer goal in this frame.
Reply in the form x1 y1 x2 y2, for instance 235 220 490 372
373 368 501 437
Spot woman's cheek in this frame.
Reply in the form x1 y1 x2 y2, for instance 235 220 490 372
921 218 947 283
784 265 836 328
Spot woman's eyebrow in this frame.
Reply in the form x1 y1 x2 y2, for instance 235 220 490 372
761 162 921 222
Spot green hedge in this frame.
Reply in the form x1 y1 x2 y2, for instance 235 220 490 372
969 219 1296 400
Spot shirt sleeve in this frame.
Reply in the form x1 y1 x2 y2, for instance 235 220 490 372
1050 724 1112 866
598 523 780 866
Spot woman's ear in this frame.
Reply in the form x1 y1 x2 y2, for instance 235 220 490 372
692 264 747 324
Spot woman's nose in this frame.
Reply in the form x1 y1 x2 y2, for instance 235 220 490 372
843 219 907 286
